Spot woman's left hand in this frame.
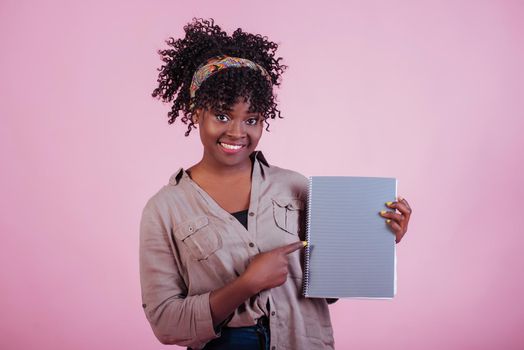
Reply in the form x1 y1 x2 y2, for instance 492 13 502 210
379 196 412 244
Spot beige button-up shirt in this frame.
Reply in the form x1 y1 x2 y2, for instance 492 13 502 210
139 151 334 349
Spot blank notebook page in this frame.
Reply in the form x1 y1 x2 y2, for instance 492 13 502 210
303 176 397 298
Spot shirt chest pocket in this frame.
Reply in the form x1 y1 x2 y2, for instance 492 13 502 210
173 215 222 261
272 197 304 235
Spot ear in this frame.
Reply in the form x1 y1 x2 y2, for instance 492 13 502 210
192 111 200 124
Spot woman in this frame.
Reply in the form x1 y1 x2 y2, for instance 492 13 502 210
140 18 412 350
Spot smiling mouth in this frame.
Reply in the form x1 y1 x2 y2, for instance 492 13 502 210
218 142 247 153
219 142 244 150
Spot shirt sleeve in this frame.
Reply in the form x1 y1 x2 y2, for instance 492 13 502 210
139 199 220 348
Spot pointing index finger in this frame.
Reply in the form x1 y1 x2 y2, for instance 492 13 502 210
278 241 307 255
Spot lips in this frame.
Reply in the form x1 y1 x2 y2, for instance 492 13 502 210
218 141 247 154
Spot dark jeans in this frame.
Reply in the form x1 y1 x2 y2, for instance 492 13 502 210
199 316 270 350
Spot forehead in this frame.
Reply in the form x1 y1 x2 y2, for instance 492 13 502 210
213 100 260 116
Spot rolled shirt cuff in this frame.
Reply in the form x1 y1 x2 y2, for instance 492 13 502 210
193 291 221 347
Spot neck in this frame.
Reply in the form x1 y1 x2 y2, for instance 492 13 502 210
191 153 253 180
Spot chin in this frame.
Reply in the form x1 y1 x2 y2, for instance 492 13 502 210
213 143 254 167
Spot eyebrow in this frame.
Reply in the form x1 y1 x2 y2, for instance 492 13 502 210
213 110 260 118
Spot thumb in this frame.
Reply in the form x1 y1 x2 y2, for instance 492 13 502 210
277 241 307 255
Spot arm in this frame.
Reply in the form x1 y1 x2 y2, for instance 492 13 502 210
139 201 219 348
209 241 307 326
208 275 254 327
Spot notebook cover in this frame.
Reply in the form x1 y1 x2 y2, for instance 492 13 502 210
303 176 397 298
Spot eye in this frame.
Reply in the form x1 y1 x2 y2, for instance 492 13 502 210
215 114 230 123
245 117 260 126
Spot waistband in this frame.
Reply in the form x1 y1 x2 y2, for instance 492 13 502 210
224 316 270 330
256 316 269 328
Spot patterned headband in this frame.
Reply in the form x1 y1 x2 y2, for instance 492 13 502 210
189 55 271 105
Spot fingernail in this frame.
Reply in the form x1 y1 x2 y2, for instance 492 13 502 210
302 241 308 247
397 196 404 201
386 219 391 224
380 210 387 215
386 201 393 206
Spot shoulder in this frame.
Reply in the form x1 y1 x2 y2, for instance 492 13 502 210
140 185 172 221
141 168 187 216
266 164 309 199
268 164 308 185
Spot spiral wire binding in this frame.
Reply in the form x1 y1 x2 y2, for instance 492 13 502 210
302 177 313 297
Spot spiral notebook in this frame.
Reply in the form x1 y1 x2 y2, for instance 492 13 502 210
303 176 397 299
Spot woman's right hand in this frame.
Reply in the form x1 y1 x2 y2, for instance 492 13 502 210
209 241 306 327
241 241 307 294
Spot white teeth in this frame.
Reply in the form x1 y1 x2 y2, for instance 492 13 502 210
220 142 243 150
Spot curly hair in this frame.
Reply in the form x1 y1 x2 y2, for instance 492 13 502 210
152 18 287 136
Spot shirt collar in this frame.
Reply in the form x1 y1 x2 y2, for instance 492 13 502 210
251 150 269 167
169 150 270 186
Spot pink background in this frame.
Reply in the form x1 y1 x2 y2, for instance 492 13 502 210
1 0 523 349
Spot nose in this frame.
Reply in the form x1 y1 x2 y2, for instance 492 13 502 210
226 119 247 139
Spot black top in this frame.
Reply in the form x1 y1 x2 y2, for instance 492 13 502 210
230 209 248 230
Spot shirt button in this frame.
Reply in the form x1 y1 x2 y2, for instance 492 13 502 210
271 346 276 350
249 242 255 248
142 303 146 308
271 311 276 316
249 212 255 217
